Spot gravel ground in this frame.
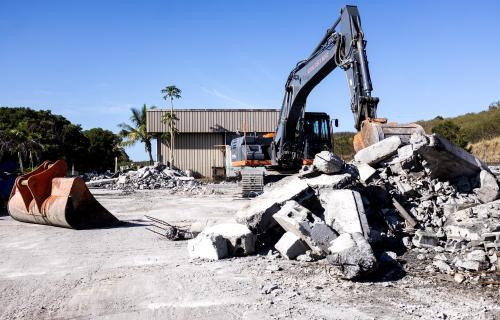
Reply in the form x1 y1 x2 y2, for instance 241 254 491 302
0 187 498 320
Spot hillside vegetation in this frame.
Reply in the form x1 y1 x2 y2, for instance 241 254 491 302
332 103 500 163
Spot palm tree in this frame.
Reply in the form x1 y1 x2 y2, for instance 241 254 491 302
118 104 156 164
0 129 44 172
161 85 182 168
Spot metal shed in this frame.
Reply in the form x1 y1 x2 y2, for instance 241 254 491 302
146 109 280 177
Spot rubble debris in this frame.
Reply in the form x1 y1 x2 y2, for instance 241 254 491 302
354 135 402 165
235 175 313 232
391 197 417 229
354 162 377 183
412 230 439 248
319 189 370 239
326 232 377 279
274 231 308 259
86 163 204 194
303 173 352 190
273 200 337 255
145 215 193 240
313 151 344 174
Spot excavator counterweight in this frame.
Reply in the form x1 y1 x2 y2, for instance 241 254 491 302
8 160 118 229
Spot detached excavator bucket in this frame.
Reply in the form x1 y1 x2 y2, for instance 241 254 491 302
353 119 425 152
8 160 118 229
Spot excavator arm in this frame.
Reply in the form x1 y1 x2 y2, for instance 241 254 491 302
274 5 379 164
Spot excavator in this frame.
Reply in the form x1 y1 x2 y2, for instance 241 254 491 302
230 5 423 196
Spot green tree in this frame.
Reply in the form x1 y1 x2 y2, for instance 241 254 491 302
83 128 126 172
432 120 469 148
0 129 44 172
161 85 182 168
118 104 156 164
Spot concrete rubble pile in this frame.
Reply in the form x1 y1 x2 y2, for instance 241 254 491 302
86 163 205 194
187 133 500 283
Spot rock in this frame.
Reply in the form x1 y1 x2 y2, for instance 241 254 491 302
466 249 487 262
412 230 439 248
313 151 344 174
304 173 352 190
274 231 309 260
455 259 489 271
454 273 465 284
187 233 228 260
272 200 337 255
474 170 500 203
202 223 256 256
354 162 377 183
432 260 452 273
354 136 402 165
319 189 370 239
235 175 313 232
326 232 377 280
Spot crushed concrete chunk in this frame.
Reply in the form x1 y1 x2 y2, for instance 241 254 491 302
354 162 377 183
326 232 377 279
273 200 337 255
412 230 439 248
313 151 344 174
202 223 256 256
354 136 402 165
274 231 308 259
474 170 500 203
235 175 312 232
433 260 452 273
187 233 228 260
328 233 357 254
319 189 370 239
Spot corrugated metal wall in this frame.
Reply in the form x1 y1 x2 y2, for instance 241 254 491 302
159 133 224 177
147 109 280 133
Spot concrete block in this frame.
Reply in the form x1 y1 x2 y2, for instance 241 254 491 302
272 200 337 255
455 259 489 271
187 233 228 260
354 136 402 165
304 173 352 190
466 249 487 262
326 232 377 280
433 260 452 273
235 175 312 232
313 151 344 174
474 170 500 203
412 230 439 248
274 231 308 259
319 189 370 239
203 223 256 256
397 144 414 160
354 163 376 183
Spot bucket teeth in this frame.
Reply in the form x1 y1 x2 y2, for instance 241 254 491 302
8 160 118 229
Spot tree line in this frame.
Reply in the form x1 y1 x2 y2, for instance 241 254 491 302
0 107 129 172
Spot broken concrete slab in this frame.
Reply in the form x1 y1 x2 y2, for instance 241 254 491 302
235 175 313 232
353 162 377 183
474 170 500 203
274 231 308 259
412 133 491 180
354 136 402 166
313 151 344 174
319 189 370 239
202 223 256 256
328 233 357 254
187 233 228 260
304 173 352 190
272 200 337 255
326 232 377 280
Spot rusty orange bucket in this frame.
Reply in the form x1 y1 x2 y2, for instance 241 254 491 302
8 160 118 229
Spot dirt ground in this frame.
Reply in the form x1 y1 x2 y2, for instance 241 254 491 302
0 186 499 320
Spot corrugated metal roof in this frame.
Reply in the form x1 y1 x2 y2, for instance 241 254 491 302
147 108 281 133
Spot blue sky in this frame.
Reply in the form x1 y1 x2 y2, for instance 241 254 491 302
1 1 499 161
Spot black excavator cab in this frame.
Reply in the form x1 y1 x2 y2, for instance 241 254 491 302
302 112 332 161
